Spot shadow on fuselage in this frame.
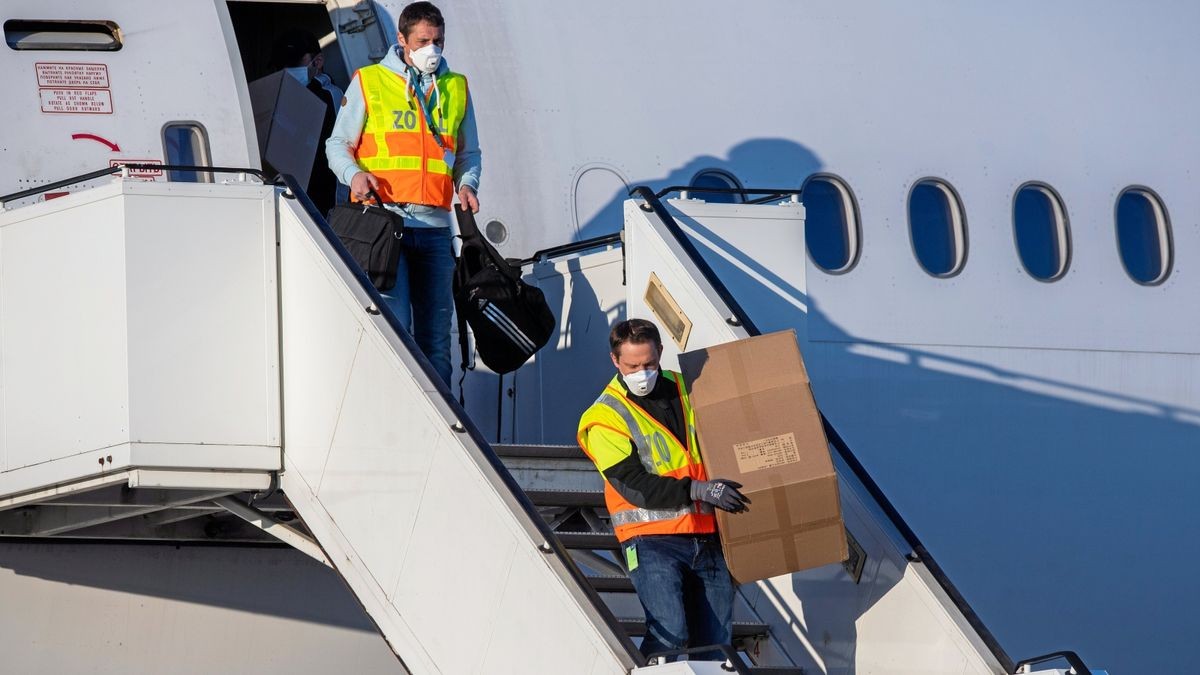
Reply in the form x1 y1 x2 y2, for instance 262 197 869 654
672 205 1199 675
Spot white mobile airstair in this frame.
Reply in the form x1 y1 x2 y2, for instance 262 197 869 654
0 168 1094 675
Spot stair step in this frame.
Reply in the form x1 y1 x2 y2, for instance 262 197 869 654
524 489 605 508
586 574 635 593
556 531 620 550
492 444 585 460
618 619 770 640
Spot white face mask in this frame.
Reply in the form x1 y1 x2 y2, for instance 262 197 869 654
622 368 659 397
408 44 443 75
284 66 310 86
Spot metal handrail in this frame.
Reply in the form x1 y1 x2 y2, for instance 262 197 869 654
278 176 647 669
630 186 760 334
519 232 623 267
1014 651 1092 675
654 184 803 201
629 183 1018 673
0 164 269 205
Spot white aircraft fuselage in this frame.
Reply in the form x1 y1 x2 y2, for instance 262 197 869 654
2 2 1196 673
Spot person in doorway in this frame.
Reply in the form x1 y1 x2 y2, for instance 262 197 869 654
577 318 750 663
325 1 481 386
309 54 350 206
268 29 338 214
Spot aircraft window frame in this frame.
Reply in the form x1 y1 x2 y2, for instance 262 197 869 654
907 178 968 278
1011 181 1071 282
688 169 745 204
4 20 122 51
801 173 861 275
1114 186 1172 286
161 122 213 183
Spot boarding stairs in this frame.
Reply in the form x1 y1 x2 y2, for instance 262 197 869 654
0 168 1093 675
493 442 786 665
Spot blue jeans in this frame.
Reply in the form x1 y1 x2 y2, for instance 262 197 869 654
378 226 455 385
625 534 734 662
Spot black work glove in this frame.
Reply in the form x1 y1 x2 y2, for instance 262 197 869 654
689 479 751 513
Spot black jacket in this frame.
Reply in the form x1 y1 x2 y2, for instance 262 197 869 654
601 373 695 510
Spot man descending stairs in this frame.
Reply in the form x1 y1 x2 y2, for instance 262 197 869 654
494 442 802 674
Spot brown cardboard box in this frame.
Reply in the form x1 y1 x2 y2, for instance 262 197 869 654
248 70 326 190
679 330 847 584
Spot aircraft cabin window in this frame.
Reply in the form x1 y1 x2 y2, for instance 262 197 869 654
802 174 860 273
908 179 967 277
689 170 744 204
1115 187 1172 285
1013 183 1070 281
4 20 121 51
162 123 212 183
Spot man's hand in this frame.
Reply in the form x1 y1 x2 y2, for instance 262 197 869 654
458 185 480 213
351 171 381 201
690 479 751 513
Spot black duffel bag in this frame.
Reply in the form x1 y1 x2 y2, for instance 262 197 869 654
454 205 556 375
327 189 405 290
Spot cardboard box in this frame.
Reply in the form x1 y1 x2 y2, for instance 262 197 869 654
248 70 326 189
680 330 847 584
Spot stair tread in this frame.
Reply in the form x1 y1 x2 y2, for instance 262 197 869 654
525 488 605 507
555 531 619 549
493 444 585 460
584 574 635 592
618 619 769 639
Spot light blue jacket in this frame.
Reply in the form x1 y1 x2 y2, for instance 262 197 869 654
325 45 481 228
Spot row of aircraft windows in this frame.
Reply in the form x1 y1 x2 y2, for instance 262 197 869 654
689 169 1174 286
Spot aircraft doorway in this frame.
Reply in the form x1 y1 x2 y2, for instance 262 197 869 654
225 1 351 86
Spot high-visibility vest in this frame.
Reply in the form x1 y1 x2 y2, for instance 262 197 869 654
354 64 468 208
577 371 715 542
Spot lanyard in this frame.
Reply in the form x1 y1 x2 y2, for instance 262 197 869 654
407 67 447 150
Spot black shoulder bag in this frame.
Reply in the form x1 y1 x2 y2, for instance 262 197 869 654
327 189 405 291
453 206 556 376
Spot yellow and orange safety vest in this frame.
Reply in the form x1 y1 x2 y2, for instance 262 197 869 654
577 371 715 542
353 64 468 208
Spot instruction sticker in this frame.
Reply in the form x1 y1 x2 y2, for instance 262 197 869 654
109 159 163 178
733 432 801 473
39 88 113 114
36 62 110 89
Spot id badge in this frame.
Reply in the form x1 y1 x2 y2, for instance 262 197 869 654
624 543 638 572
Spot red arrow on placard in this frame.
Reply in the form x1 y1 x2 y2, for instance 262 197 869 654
71 133 121 152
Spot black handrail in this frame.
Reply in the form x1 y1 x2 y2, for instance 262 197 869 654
519 232 622 267
630 186 760 335
655 185 803 200
0 164 269 205
630 184 1018 673
1014 651 1092 675
278 176 647 669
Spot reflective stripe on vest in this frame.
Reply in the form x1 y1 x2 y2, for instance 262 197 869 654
577 372 714 542
355 64 467 208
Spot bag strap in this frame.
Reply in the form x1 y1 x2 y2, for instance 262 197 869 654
454 203 481 239
454 205 524 285
456 290 472 406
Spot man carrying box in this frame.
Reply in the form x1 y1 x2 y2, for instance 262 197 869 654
577 318 750 663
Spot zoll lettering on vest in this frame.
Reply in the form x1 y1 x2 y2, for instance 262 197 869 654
355 64 467 208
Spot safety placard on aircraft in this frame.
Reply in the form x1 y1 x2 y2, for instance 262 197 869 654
39 88 113 114
35 62 114 114
35 62 110 89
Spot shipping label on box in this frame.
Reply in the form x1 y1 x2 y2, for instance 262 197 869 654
680 330 848 584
